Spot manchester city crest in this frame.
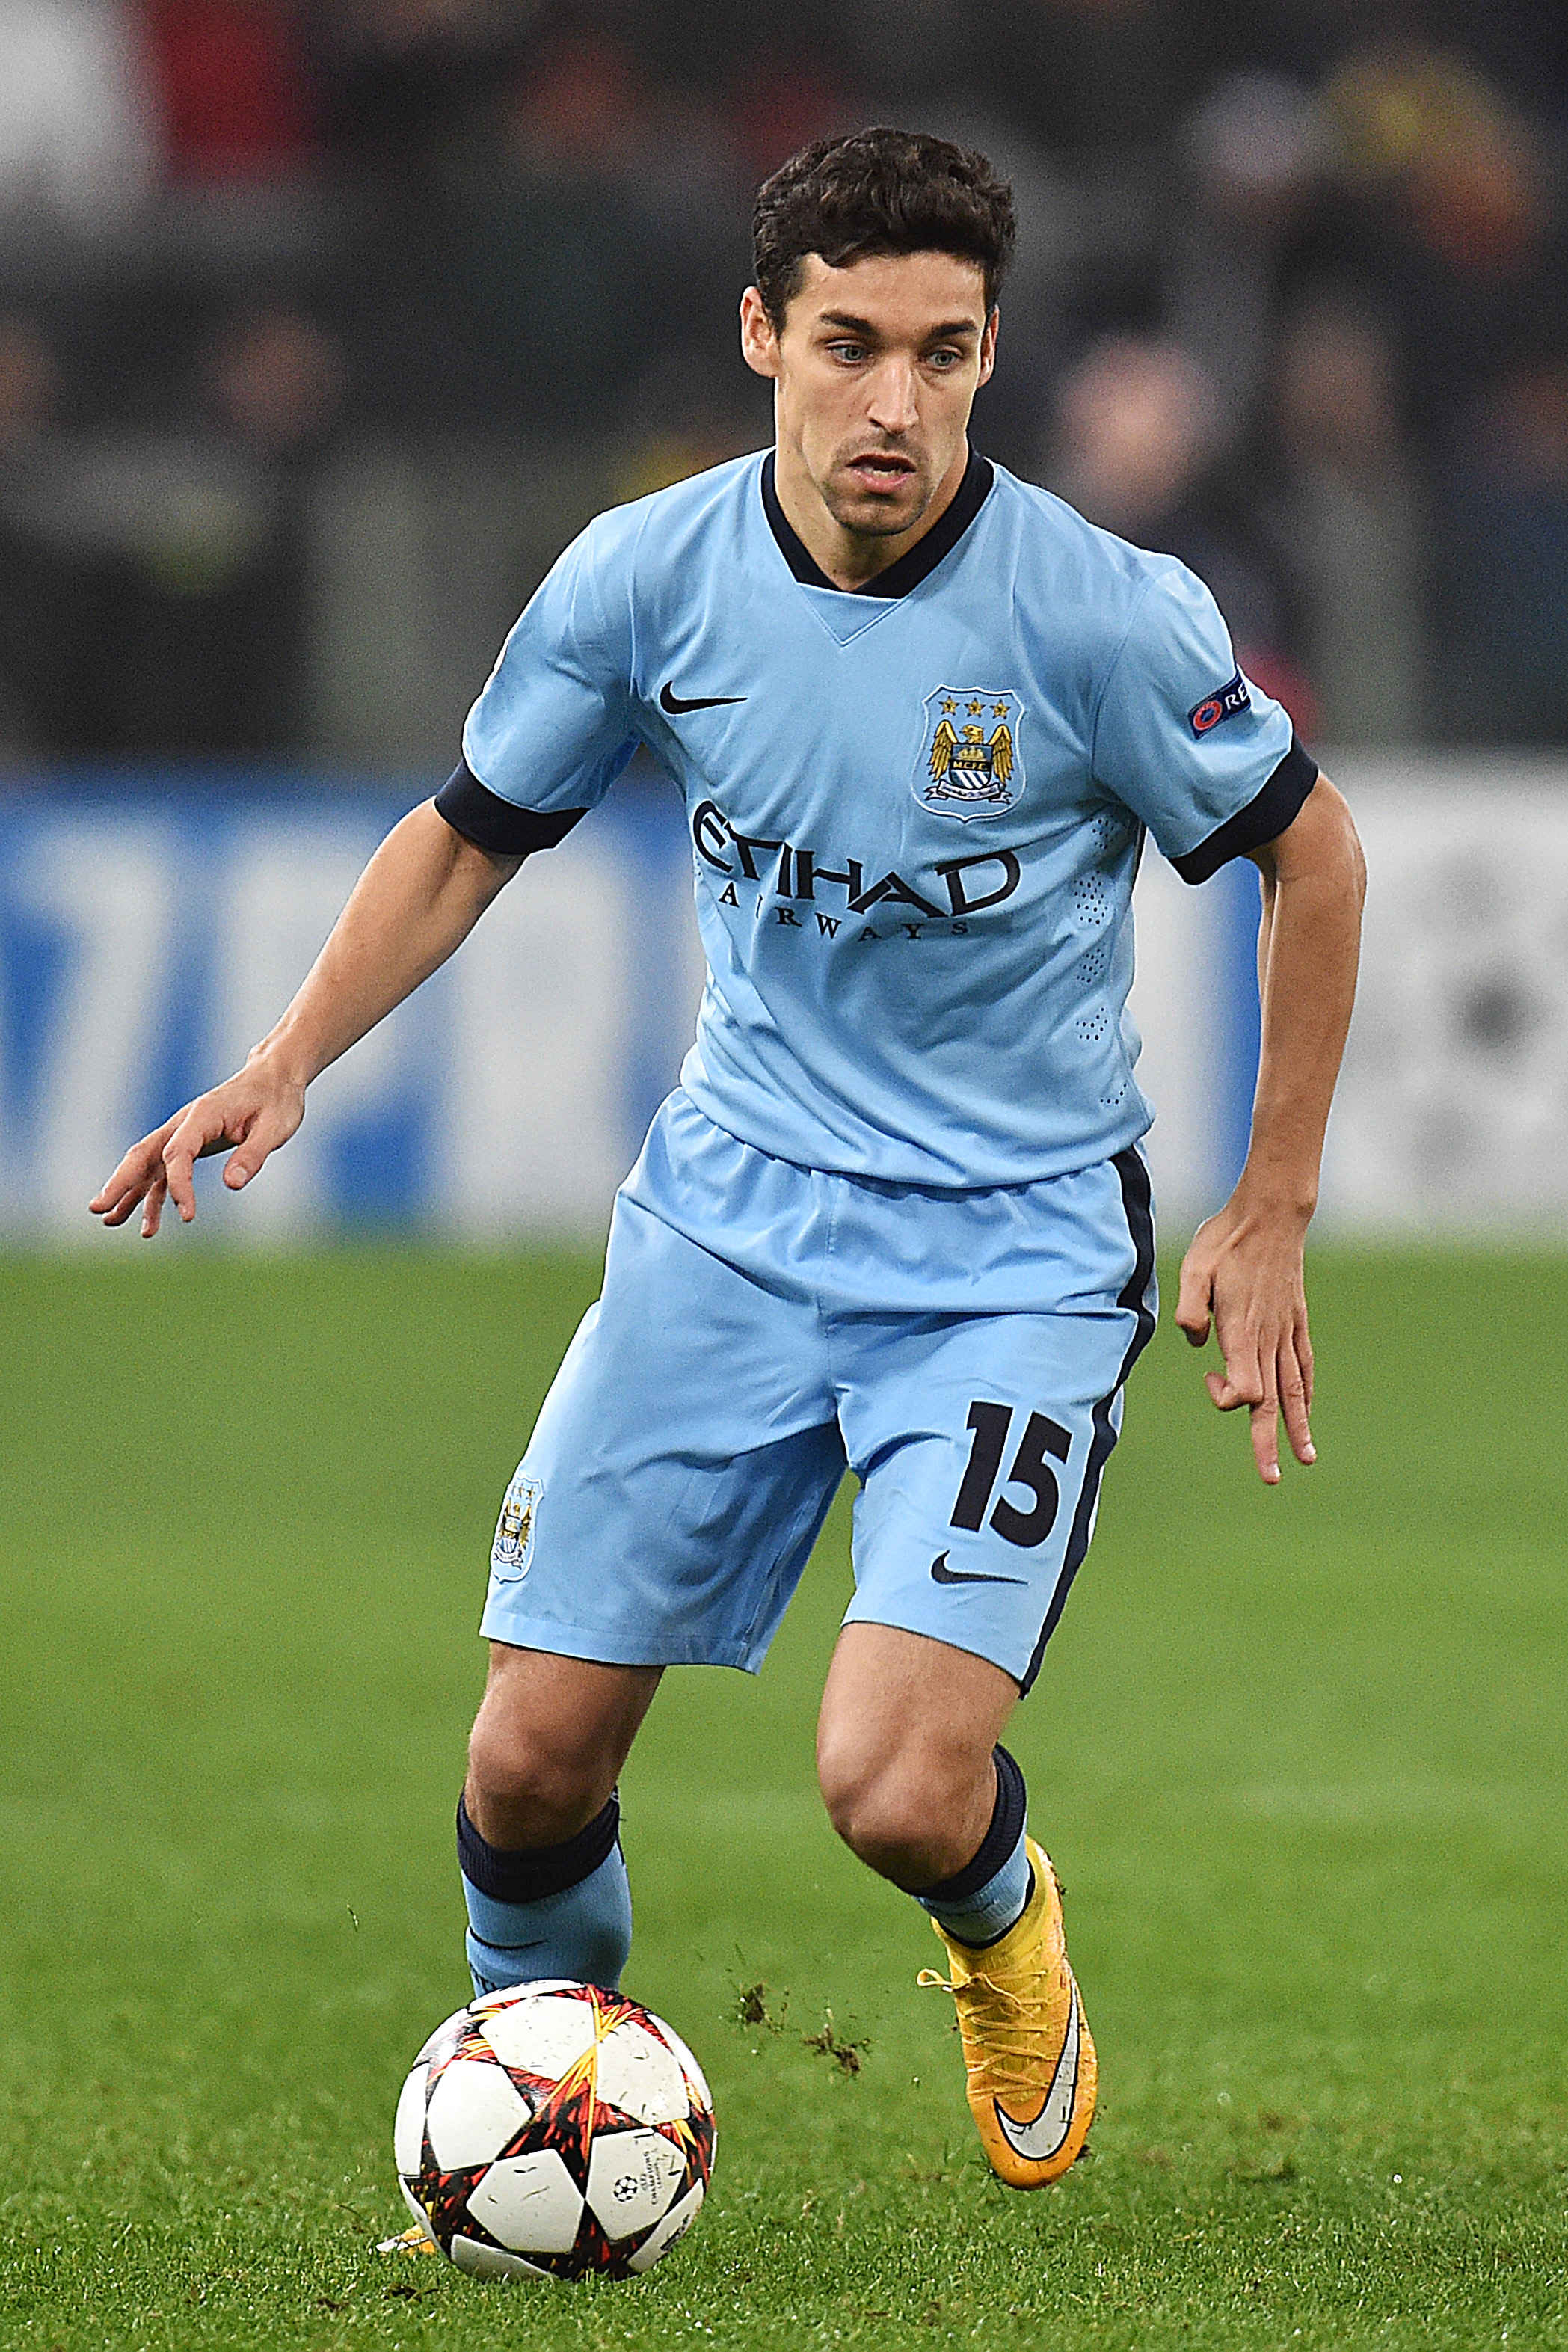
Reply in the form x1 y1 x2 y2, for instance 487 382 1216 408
916 687 1024 820
491 1470 543 1581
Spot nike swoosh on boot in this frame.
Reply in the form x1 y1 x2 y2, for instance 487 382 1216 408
994 1980 1083 2162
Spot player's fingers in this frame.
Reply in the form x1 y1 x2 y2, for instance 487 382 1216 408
1205 1369 1261 1413
1212 1315 1265 1408
140 1174 167 1241
89 1132 170 1220
1278 1339 1315 1466
95 1173 153 1227
96 1194 141 1229
1249 1395 1282 1486
222 1128 274 1188
161 1114 223 1222
1174 1252 1214 1347
221 1102 299 1191
163 1160 197 1222
87 1171 132 1217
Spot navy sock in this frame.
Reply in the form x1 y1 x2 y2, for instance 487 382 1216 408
909 1745 1033 1949
458 1793 633 1996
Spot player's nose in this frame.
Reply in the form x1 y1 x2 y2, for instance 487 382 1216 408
867 356 920 432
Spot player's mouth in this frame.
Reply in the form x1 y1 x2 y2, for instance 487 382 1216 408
844 452 918 493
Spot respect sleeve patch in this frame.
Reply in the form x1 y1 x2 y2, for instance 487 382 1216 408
1188 670 1252 738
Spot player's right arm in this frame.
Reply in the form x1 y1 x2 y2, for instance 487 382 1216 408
96 506 639 1238
89 801 520 1238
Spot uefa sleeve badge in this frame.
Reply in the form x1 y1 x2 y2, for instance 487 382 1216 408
491 1471 543 1580
1187 670 1252 738
916 687 1024 819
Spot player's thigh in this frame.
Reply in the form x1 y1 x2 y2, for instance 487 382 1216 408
481 1188 846 1673
838 1303 1137 1694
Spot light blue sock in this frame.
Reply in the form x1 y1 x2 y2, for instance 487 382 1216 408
463 1843 633 1996
911 1744 1033 1948
916 1834 1033 1947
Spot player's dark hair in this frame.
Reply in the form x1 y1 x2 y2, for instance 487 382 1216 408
751 127 1015 331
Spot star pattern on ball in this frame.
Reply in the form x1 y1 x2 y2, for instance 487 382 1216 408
396 1983 714 2282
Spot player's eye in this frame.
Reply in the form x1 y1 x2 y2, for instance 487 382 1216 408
926 347 964 369
826 342 866 364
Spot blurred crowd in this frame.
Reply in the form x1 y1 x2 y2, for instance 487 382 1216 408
0 0 1566 767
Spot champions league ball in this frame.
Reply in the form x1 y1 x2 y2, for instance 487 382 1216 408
393 1980 715 2281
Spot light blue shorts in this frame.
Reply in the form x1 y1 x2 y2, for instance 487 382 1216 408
480 1093 1157 1693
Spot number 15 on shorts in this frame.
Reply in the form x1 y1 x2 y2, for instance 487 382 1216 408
951 1401 1072 1549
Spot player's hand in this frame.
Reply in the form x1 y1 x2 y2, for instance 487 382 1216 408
87 1062 306 1238
1174 1200 1315 1486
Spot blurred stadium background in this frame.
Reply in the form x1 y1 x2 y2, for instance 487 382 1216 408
0 0 1566 1241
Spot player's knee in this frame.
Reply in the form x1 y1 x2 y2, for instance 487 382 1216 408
464 1707 606 1849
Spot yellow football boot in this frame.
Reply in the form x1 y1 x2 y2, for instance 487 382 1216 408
375 2223 438 2256
920 1835 1096 2188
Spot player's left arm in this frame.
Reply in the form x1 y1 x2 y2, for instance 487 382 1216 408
1174 773 1367 1484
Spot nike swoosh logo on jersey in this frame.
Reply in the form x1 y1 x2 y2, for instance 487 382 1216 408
994 1978 1082 2162
660 682 747 714
929 1551 1026 1588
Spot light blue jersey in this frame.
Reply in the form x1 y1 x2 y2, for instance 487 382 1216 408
443 448 1312 1190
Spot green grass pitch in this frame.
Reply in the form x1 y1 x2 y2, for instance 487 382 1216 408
1 1243 1565 2351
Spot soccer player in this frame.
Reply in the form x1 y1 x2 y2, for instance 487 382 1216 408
91 129 1365 2193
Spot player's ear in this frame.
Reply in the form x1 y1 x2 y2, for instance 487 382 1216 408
977 307 999 387
740 286 781 380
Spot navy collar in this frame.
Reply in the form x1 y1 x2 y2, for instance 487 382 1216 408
760 446 994 598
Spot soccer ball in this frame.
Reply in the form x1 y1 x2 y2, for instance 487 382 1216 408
393 1980 715 2281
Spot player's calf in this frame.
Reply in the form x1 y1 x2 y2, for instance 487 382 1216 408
815 1621 1019 1885
817 1741 998 1888
816 1633 1094 2190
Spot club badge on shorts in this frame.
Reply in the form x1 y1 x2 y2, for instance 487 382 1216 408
491 1471 543 1580
916 687 1024 820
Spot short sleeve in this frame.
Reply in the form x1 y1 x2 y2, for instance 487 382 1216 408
460 518 639 821
1092 559 1308 879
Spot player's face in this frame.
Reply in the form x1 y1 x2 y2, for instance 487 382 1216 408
741 251 997 562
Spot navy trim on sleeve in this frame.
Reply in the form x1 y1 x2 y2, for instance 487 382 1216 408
434 761 588 858
1170 737 1318 885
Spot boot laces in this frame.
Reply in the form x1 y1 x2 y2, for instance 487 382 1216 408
917 1959 1067 2107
